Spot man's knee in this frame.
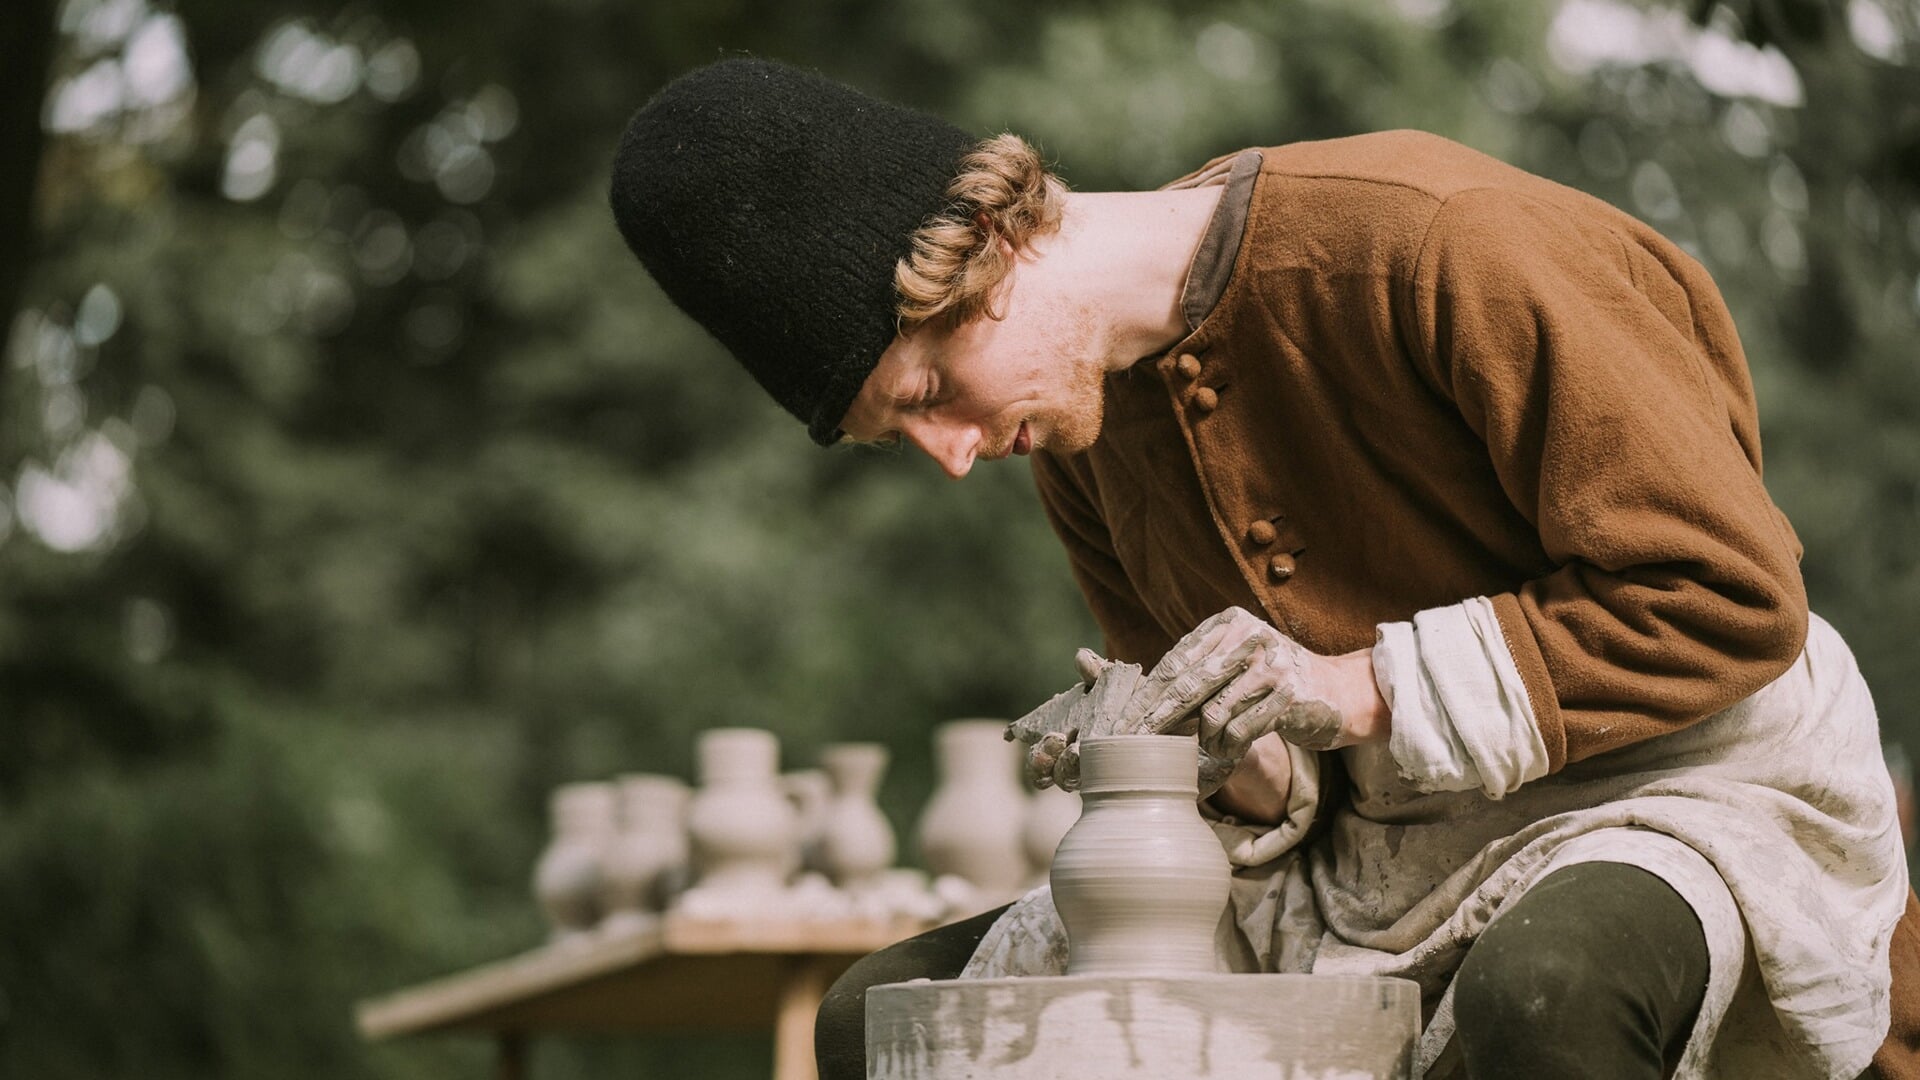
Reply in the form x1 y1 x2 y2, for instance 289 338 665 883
1453 862 1709 1079
1453 918 1591 1033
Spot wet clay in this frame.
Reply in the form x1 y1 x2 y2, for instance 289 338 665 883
1007 651 1238 794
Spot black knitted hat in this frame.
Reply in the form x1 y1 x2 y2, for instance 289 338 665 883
610 58 975 445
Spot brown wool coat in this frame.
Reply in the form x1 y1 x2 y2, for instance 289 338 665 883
1028 131 1919 1074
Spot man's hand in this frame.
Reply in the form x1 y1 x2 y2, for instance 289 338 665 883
1007 648 1240 793
1007 648 1175 791
1006 607 1386 795
1132 607 1390 762
1005 649 1106 791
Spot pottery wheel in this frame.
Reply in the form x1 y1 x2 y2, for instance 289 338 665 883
866 973 1421 1079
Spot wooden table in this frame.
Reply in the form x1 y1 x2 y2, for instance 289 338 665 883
355 913 932 1080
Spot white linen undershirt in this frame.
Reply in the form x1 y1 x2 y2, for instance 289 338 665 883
1372 595 1551 798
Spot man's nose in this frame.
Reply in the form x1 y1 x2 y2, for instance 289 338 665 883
904 418 980 479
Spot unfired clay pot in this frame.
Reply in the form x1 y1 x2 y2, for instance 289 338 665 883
533 781 619 941
1050 734 1231 975
819 742 896 889
1021 783 1082 879
686 728 799 895
782 768 833 877
916 719 1032 895
599 773 690 930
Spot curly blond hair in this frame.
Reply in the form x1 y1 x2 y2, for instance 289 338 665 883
893 133 1068 330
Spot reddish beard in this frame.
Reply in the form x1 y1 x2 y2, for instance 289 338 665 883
1045 356 1107 453
1036 304 1109 454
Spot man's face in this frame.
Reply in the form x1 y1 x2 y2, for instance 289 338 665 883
840 273 1111 478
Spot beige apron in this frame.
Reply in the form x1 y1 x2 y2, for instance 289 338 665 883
964 614 1907 1079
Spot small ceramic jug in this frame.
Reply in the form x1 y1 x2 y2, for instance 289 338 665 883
685 728 800 896
599 773 690 931
1050 734 1231 976
533 781 619 941
915 720 1031 895
818 742 896 889
1021 783 1082 880
782 768 833 877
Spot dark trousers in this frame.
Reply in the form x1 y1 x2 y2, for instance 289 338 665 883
815 861 1710 1080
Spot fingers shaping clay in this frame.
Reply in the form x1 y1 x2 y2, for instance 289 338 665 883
1006 651 1239 795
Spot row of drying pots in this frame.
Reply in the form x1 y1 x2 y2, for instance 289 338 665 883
533 720 1081 939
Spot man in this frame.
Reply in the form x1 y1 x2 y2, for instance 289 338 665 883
611 57 1918 1078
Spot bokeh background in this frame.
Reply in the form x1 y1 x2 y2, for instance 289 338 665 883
2 0 1917 1076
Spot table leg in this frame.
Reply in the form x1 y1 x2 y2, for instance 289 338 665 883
772 956 835 1080
495 1032 528 1080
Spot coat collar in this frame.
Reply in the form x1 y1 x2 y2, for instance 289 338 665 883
1170 149 1263 331
1145 148 1262 382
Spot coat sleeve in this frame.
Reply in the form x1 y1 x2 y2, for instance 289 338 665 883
1406 186 1808 769
1028 451 1177 667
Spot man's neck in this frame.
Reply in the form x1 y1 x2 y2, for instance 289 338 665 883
1040 186 1226 372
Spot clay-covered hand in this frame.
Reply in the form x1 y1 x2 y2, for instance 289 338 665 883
1006 648 1238 795
1130 607 1386 766
1005 648 1139 791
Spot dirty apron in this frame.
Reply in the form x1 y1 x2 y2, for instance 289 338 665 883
963 614 1907 1079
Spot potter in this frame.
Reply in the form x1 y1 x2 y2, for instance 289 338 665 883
614 58 1914 1080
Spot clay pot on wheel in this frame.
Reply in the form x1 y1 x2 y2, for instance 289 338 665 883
1050 734 1231 975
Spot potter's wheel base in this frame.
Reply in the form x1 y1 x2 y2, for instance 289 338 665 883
866 972 1421 1079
